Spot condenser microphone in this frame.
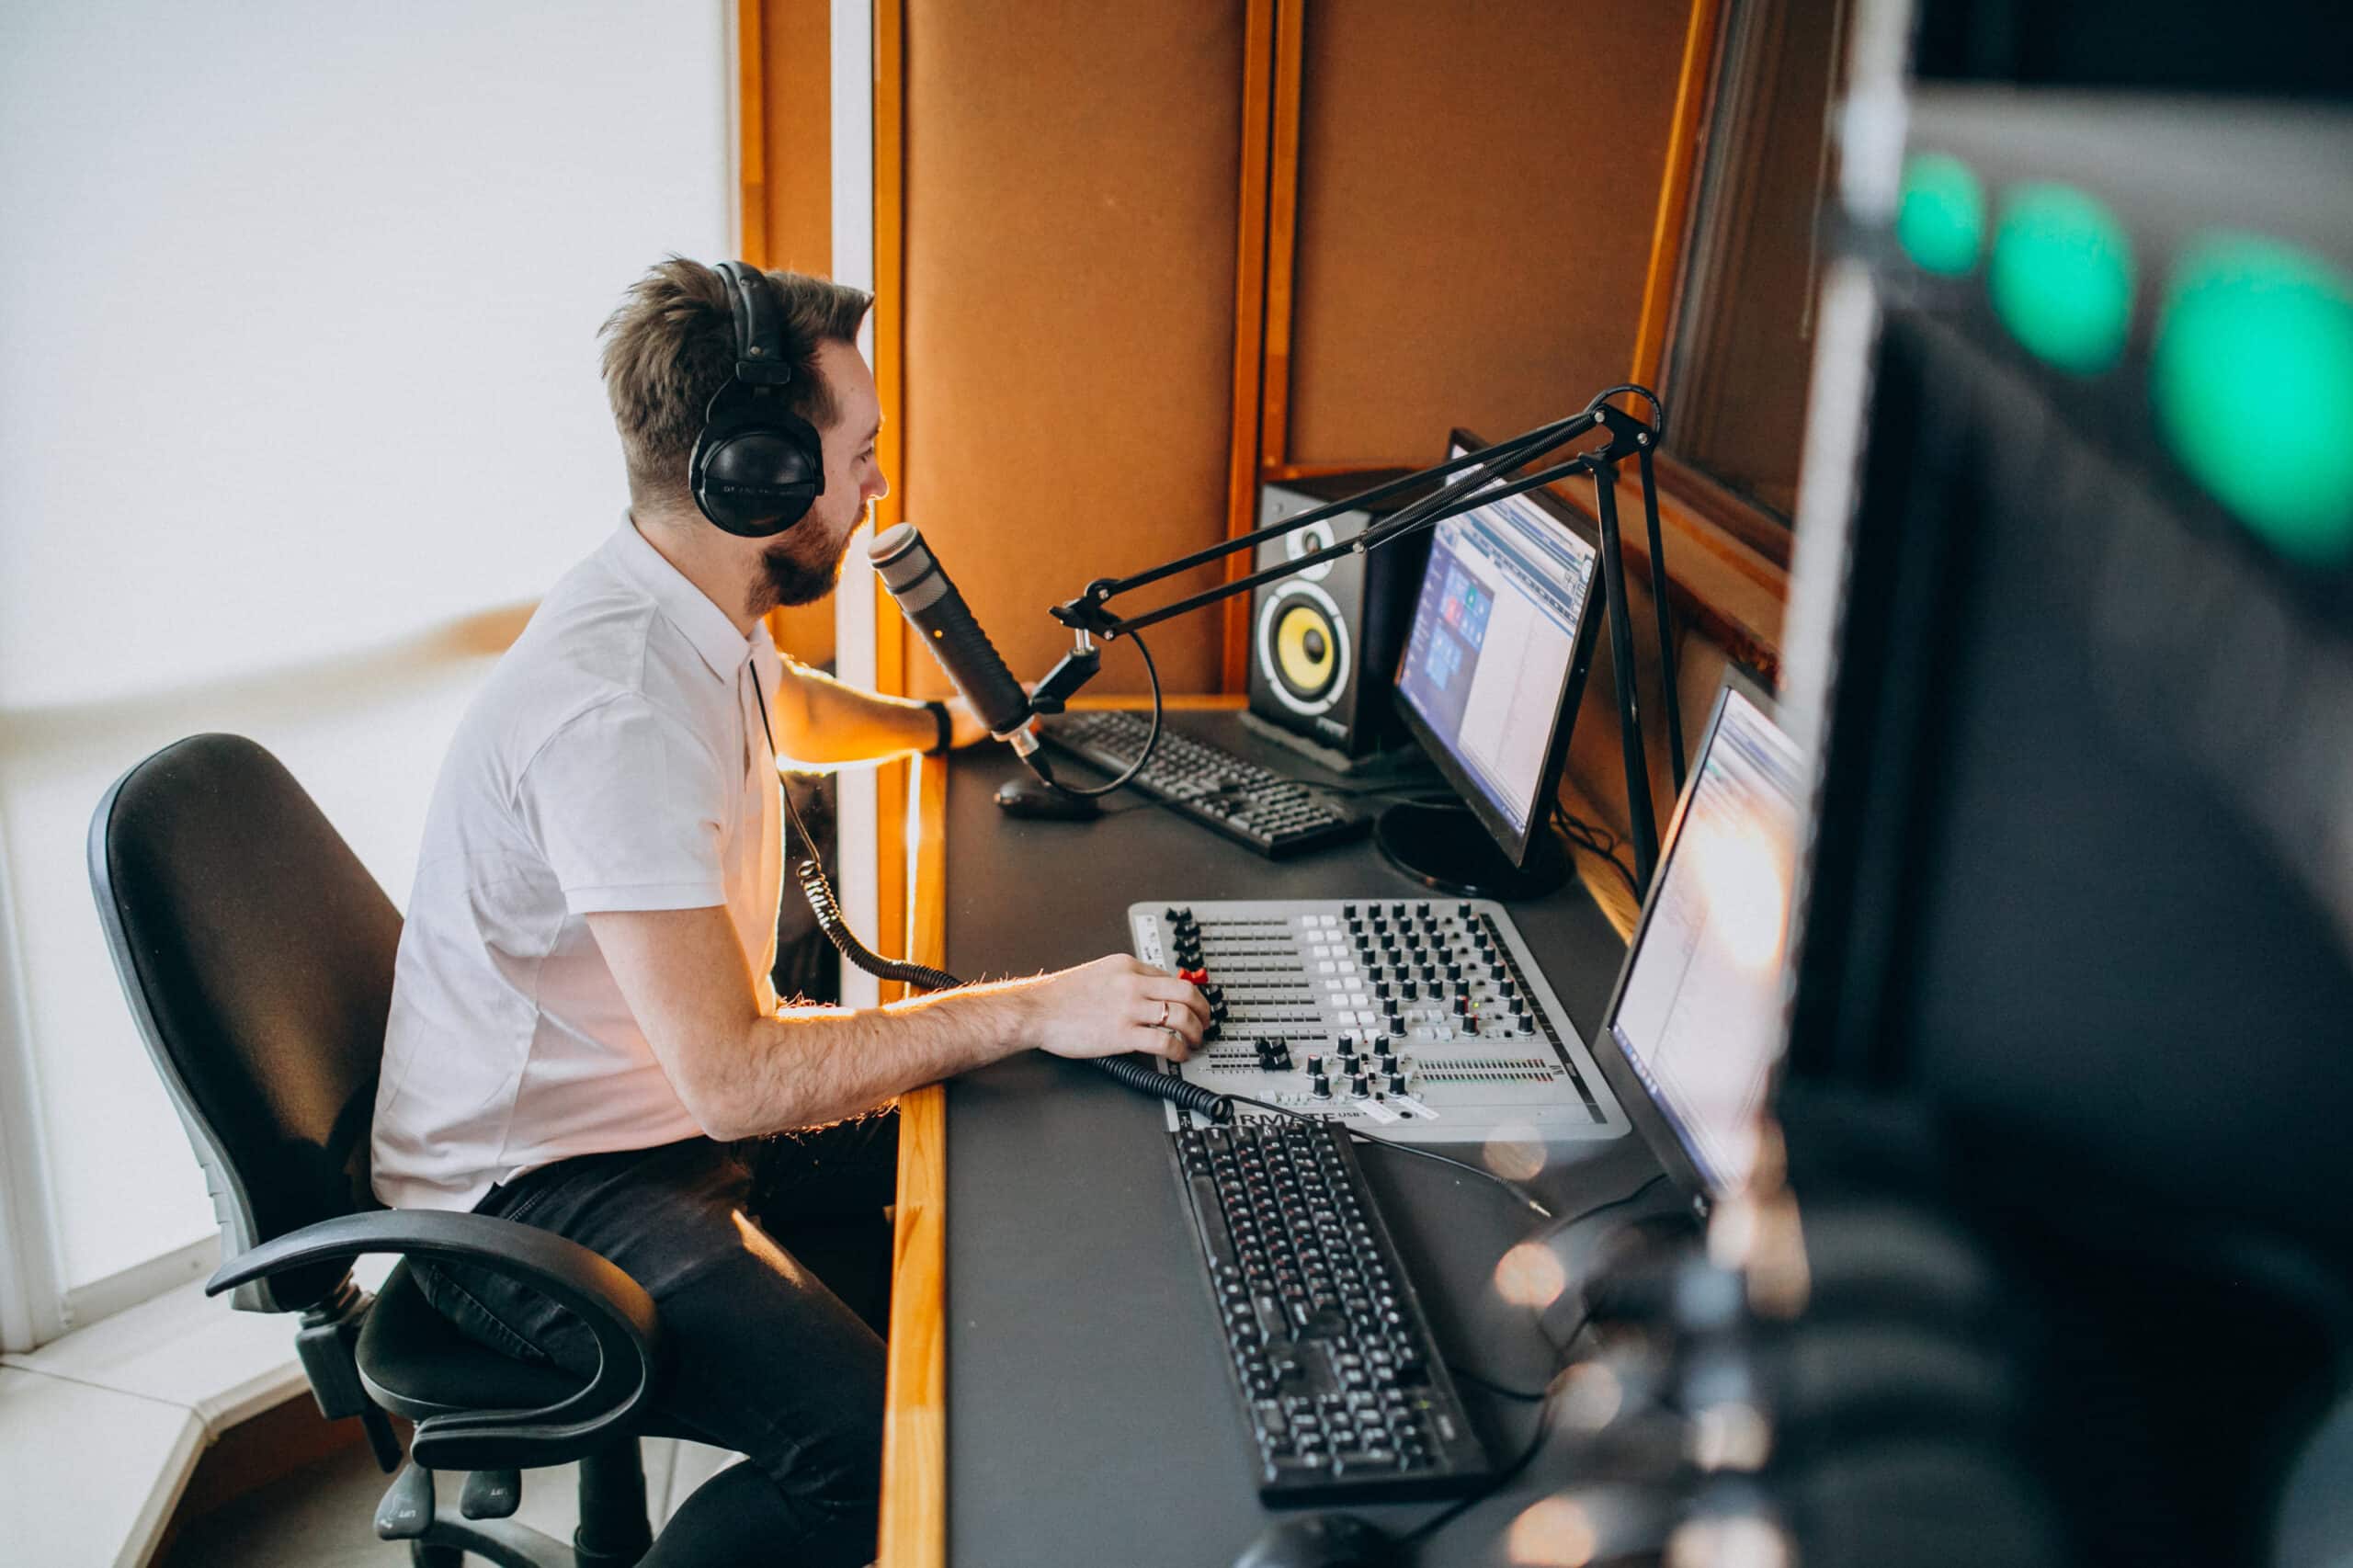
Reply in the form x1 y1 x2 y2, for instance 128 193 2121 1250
869 523 1035 743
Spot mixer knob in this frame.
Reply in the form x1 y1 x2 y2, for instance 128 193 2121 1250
1452 993 1470 1017
1457 902 1472 918
1445 962 1461 982
1310 1068 1333 1099
1382 1000 1401 1026
1304 1053 1324 1077
1387 1069 1407 1096
1347 1072 1370 1098
1415 901 1431 916
1342 903 1357 917
1401 981 1418 1001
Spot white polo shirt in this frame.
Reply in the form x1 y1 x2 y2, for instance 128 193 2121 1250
372 517 783 1211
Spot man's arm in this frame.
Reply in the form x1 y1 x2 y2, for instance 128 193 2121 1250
585 904 1209 1141
767 655 995 762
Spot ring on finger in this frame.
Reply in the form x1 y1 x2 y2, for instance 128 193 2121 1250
1155 999 1171 1029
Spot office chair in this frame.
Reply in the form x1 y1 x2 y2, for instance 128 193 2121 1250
89 733 667 1568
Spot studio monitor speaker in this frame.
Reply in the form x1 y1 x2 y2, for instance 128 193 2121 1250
1245 474 1433 762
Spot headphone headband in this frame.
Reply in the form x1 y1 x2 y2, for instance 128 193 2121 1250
715 260 794 387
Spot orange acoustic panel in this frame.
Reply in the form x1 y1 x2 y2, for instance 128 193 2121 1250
897 0 1249 698
1281 1 1689 469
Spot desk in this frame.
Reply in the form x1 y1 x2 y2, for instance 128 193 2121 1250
881 709 1653 1567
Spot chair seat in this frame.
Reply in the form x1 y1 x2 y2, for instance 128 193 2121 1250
358 1261 588 1420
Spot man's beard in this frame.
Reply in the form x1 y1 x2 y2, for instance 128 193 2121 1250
752 524 854 613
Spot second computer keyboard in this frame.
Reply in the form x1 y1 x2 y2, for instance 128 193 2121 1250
1038 710 1369 858
1174 1118 1494 1504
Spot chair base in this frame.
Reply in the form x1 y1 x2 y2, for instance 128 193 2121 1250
404 1507 656 1568
407 1516 574 1568
383 1442 653 1568
404 1513 653 1568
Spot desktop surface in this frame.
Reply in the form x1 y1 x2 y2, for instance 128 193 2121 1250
935 710 1650 1566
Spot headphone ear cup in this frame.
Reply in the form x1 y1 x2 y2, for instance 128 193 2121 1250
689 392 824 539
695 427 819 537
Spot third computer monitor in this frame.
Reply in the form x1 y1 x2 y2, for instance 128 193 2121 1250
1392 434 1605 869
1597 686 1804 1203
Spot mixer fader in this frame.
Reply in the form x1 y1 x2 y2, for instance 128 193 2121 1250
1131 898 1630 1146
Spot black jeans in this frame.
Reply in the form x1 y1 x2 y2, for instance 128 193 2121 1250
414 1112 899 1568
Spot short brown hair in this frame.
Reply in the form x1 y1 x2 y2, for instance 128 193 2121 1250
598 257 873 507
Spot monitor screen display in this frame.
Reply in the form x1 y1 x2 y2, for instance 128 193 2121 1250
1608 689 1803 1197
1392 444 1601 856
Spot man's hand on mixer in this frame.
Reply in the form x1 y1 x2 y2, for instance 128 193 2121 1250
1022 955 1208 1062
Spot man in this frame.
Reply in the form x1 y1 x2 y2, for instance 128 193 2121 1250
371 258 1207 1567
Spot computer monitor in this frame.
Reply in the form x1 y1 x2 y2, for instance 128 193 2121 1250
1589 684 1802 1209
1382 431 1606 897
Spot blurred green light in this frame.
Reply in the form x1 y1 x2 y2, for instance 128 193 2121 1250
1989 183 2135 375
1895 153 1984 277
2154 233 2353 563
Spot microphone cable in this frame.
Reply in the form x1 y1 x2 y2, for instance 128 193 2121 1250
1220 1091 1555 1221
753 660 1228 1123
1017 627 1164 800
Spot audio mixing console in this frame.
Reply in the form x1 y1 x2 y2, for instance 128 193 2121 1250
1131 898 1629 1146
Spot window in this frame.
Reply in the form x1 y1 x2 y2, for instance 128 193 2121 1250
1660 0 1854 530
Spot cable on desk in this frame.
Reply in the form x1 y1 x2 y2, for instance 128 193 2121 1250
1025 628 1162 800
771 713 1231 1123
1221 1093 1554 1221
1446 1363 1548 1403
1401 1313 1586 1548
1553 801 1642 903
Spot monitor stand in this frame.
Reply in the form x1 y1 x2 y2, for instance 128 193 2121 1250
1373 800 1570 901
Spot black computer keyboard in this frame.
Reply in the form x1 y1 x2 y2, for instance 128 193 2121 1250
1173 1118 1493 1504
1038 710 1369 858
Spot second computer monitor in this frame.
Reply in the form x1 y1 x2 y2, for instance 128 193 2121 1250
1389 432 1605 882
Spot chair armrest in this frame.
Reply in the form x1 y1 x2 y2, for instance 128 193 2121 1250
210 1210 660 1471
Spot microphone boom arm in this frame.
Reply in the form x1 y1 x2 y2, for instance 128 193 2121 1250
1029 384 1682 892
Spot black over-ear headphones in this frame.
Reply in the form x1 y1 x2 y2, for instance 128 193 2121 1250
688 260 825 538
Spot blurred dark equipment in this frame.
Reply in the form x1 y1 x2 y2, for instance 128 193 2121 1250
1914 0 2353 100
1534 1096 2071 1568
1242 472 1436 767
1782 87 2353 1564
90 735 671 1568
1231 1510 1404 1568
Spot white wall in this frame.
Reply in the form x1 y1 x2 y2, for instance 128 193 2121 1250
0 0 731 1324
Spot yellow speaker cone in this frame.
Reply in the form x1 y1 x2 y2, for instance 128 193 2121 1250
1274 602 1338 697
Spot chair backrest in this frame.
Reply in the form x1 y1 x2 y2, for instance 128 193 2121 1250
88 734 401 1312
